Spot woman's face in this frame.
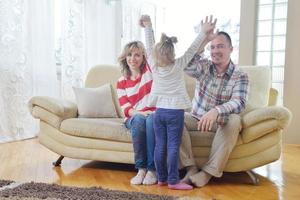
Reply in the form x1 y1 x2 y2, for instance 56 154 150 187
126 48 144 72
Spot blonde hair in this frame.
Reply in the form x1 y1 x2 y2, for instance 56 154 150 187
118 41 146 78
153 33 178 67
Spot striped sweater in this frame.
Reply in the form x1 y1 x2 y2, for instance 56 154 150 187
116 63 156 121
144 26 206 109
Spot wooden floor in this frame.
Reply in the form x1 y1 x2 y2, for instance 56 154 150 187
0 139 300 200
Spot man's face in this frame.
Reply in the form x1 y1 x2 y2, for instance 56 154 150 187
210 35 233 68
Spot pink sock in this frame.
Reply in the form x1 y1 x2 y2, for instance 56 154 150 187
168 182 193 190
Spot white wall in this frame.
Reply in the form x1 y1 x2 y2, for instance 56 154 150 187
238 0 256 66
283 0 300 144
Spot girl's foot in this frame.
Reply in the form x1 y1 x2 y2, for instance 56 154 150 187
168 182 193 190
130 168 146 185
157 181 167 186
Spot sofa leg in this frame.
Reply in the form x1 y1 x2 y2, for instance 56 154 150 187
53 156 64 167
246 170 259 185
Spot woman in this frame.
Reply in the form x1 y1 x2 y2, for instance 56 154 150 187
116 41 157 185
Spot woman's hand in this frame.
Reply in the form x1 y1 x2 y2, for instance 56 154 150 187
138 110 153 117
129 109 153 117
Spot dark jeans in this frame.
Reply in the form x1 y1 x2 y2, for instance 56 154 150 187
125 113 155 171
153 108 184 184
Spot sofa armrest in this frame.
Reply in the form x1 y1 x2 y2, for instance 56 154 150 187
29 96 78 119
240 106 292 143
268 88 278 106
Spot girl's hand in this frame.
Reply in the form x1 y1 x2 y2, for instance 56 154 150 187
139 15 152 28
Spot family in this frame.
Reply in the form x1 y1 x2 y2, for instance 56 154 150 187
116 15 249 190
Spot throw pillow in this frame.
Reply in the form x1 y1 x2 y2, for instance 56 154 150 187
73 84 118 118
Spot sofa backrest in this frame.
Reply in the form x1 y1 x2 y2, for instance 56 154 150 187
238 66 271 114
85 65 121 88
86 65 272 117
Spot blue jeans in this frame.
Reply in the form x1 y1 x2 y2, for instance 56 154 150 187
125 113 155 171
153 108 184 185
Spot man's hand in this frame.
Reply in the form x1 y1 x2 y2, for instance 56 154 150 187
197 108 218 131
139 15 152 28
200 15 218 41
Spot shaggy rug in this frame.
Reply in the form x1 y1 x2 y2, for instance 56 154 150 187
0 181 13 188
0 180 185 200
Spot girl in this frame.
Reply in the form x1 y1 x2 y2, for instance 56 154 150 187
117 41 157 185
140 15 217 190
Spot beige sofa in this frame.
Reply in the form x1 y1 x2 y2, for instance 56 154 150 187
29 65 291 184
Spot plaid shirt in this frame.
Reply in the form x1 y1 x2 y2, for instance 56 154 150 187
184 54 249 126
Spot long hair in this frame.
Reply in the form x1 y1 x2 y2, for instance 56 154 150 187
118 41 146 78
153 33 178 67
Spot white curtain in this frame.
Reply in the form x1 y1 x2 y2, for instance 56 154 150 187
59 0 86 100
0 0 58 143
59 0 120 101
0 0 147 142
121 0 143 46
121 0 160 47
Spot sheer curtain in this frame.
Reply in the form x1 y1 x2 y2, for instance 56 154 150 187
0 0 141 142
0 0 58 143
121 0 160 47
121 0 143 46
59 0 120 100
59 0 86 100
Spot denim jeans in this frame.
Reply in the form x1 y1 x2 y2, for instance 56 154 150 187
125 113 155 171
153 108 184 185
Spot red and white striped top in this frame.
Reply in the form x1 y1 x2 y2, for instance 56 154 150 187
116 63 156 121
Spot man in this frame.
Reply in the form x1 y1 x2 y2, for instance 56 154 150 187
180 31 249 187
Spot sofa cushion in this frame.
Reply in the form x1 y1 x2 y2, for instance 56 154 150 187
73 84 118 118
60 118 132 142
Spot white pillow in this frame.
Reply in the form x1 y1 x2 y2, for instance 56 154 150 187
73 84 118 118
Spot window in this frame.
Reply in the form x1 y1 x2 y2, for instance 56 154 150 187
255 0 288 105
138 0 241 63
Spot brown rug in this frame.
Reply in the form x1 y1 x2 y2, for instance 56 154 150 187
0 181 13 188
0 180 180 200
